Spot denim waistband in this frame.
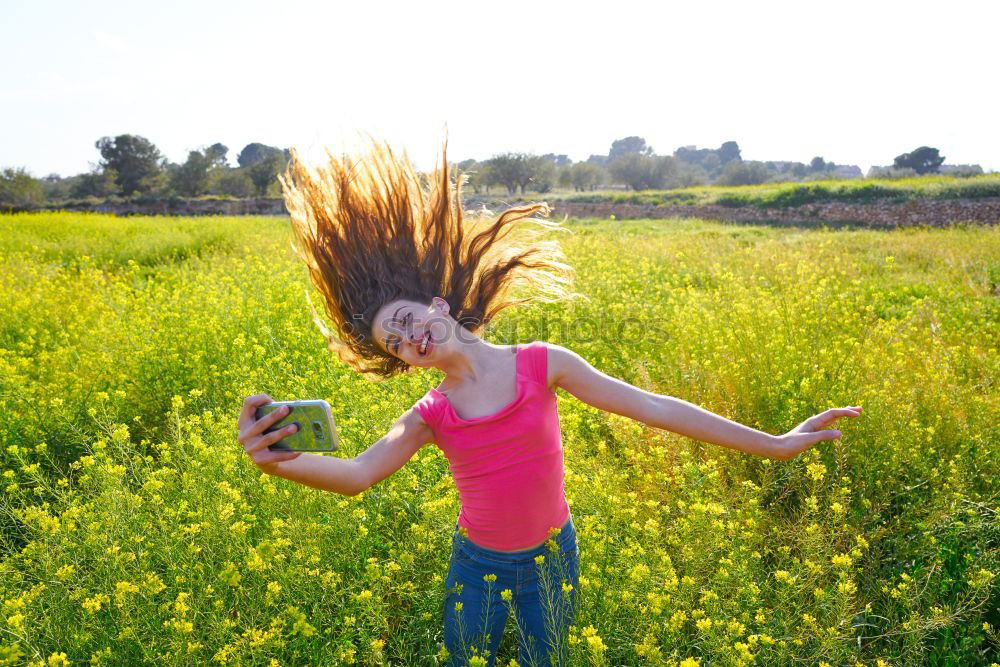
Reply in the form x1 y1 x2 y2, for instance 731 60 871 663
453 513 576 563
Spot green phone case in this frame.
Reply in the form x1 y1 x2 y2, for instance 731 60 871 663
255 400 339 452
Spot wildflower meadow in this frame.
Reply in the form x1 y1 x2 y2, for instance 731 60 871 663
1 212 997 665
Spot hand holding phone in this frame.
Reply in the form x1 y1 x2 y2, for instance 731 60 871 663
238 395 338 470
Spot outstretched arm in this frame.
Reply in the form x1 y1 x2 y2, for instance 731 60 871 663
238 394 432 496
546 344 861 461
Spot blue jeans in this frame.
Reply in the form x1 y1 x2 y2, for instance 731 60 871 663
443 514 580 667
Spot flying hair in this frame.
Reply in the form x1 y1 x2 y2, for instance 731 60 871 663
278 137 587 380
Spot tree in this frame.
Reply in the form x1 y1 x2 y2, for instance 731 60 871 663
95 134 165 196
893 146 945 175
484 153 535 195
718 141 741 165
715 160 770 186
171 149 213 196
211 168 255 197
810 156 827 172
557 165 573 190
455 160 493 194
541 153 571 167
674 162 709 188
527 156 556 193
0 167 45 211
238 143 285 169
674 145 726 178
248 152 286 196
71 168 119 198
608 154 677 190
608 136 653 162
569 162 605 191
205 143 230 168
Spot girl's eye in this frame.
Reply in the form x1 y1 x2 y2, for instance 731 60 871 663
392 313 411 353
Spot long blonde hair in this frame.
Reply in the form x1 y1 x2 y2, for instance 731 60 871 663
279 138 586 379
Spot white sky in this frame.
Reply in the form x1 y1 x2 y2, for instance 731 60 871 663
3 0 997 178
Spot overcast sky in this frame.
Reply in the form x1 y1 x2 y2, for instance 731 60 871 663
3 0 997 178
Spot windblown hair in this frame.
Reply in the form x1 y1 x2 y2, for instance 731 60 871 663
279 139 587 380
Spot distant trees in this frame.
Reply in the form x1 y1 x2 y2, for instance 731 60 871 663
212 168 255 197
5 134 983 208
237 143 288 168
72 168 119 198
717 141 741 166
483 153 546 195
171 150 213 197
715 160 771 186
248 152 287 196
568 162 605 191
0 167 45 211
608 153 678 190
205 143 229 168
95 134 166 195
894 146 945 175
673 142 742 180
608 136 653 161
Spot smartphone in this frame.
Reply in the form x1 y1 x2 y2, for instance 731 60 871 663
255 400 339 452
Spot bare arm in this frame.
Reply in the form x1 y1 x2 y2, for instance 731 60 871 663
266 408 432 495
238 395 432 496
262 451 368 496
546 344 861 460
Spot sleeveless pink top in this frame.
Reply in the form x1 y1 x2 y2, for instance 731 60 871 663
411 341 571 551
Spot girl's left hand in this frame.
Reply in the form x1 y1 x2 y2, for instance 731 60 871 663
772 406 862 460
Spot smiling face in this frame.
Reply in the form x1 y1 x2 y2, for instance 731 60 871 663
371 296 454 367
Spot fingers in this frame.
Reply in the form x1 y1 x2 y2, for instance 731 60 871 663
238 394 273 433
245 419 300 456
805 406 862 431
244 403 294 443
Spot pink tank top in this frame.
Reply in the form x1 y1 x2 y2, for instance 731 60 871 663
411 341 571 551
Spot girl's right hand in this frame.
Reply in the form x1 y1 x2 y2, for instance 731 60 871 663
773 406 862 460
237 394 303 471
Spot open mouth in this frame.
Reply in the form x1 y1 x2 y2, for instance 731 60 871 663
419 332 431 356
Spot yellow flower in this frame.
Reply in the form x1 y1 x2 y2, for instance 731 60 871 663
831 553 853 569
501 589 513 602
47 652 70 667
483 573 497 583
680 659 700 667
806 463 826 482
534 555 545 566
82 593 109 613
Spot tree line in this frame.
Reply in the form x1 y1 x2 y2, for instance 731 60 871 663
0 134 985 211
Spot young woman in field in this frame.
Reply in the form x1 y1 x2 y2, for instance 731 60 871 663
236 140 862 666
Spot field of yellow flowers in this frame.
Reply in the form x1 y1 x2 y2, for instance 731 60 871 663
1 212 998 666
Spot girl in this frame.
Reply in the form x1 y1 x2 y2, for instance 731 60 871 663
237 140 862 666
